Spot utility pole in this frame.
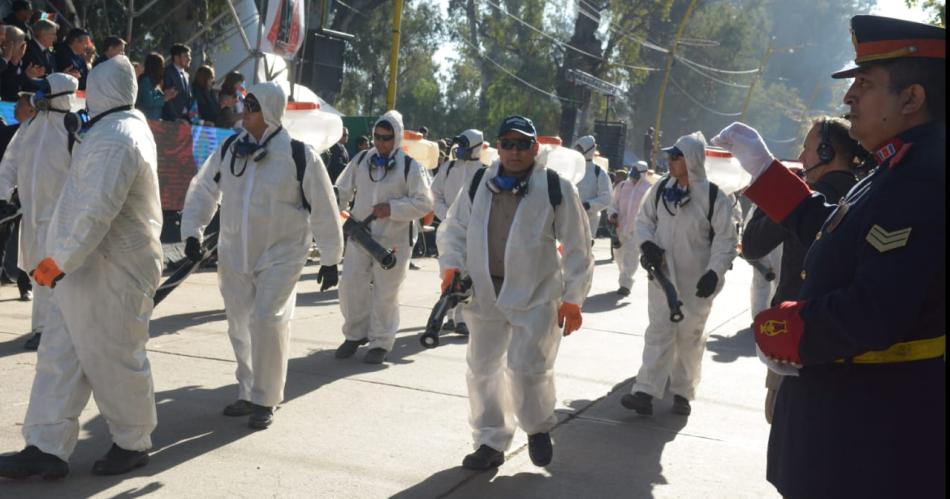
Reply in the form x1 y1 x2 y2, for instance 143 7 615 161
740 37 774 121
386 0 405 110
652 0 699 163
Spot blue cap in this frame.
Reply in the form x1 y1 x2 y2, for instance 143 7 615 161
497 115 537 139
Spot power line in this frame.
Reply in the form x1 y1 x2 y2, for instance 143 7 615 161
668 76 743 117
675 56 752 89
484 0 604 61
456 35 578 104
675 54 760 74
573 0 670 54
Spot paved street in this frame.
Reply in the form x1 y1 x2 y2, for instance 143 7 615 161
0 240 779 498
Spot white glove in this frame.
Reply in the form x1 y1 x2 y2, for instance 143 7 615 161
711 122 775 179
756 345 800 376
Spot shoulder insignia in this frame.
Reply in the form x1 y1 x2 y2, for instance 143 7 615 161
866 224 912 253
888 143 913 169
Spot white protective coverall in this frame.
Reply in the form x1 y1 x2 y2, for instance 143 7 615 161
607 170 652 289
744 206 782 317
22 56 162 460
437 158 594 452
572 135 612 237
431 129 484 325
632 132 738 401
335 110 433 352
0 73 78 335
180 82 343 407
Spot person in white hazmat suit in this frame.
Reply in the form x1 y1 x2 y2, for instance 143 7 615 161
607 161 652 296
430 128 485 336
744 206 782 318
572 135 612 242
180 83 344 430
438 115 594 471
334 110 433 364
0 56 162 479
622 131 738 417
0 73 79 351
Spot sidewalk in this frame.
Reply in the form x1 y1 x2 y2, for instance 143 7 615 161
0 240 779 498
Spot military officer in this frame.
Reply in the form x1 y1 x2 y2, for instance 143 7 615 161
712 15 945 499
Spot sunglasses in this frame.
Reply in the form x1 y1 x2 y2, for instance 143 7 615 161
374 133 395 142
499 139 534 151
244 95 261 113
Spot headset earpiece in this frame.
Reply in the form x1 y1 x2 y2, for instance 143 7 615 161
817 120 835 164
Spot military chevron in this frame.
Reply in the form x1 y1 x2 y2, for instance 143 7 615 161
866 224 912 253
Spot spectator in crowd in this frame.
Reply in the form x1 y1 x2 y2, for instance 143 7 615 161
135 52 176 120
418 125 429 139
322 127 349 184
54 28 91 89
214 70 244 128
0 25 28 100
93 35 125 66
132 60 143 79
161 43 192 121
20 18 56 92
192 65 218 124
355 135 370 152
3 1 33 39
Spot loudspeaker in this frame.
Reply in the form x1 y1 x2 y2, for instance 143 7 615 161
299 30 346 99
594 120 626 171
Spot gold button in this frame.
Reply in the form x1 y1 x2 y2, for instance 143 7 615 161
801 270 807 280
815 231 822 240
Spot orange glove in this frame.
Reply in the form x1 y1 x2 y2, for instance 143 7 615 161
558 302 582 336
31 257 65 288
441 268 460 293
422 211 435 226
340 210 350 220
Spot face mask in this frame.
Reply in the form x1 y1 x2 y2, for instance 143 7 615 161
662 183 690 206
487 174 529 196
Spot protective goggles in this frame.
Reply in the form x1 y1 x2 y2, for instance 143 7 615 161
499 138 534 151
373 133 395 142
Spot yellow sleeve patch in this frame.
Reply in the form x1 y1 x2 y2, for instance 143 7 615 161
866 224 912 253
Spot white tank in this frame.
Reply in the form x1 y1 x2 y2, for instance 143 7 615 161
705 147 752 195
593 154 609 170
481 144 499 166
281 103 343 154
540 145 586 184
401 131 440 169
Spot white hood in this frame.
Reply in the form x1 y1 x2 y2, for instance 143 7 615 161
375 110 405 151
85 55 137 118
246 81 287 130
673 131 708 185
43 73 79 112
573 135 597 160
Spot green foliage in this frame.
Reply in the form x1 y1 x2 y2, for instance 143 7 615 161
905 0 946 26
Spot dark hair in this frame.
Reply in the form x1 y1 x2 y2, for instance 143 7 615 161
375 121 394 132
141 52 164 88
220 71 244 95
356 136 370 146
102 36 126 51
11 1 32 13
193 65 214 91
812 116 868 168
881 58 946 123
419 126 429 135
64 28 89 46
169 43 190 58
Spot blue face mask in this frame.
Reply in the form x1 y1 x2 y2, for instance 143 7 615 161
493 175 518 191
662 183 690 206
629 169 641 181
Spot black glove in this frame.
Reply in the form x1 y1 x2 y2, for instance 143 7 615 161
184 237 205 263
696 270 719 298
582 201 591 210
316 265 339 292
0 199 16 218
640 241 664 268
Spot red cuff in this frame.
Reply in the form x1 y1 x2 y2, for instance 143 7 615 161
744 161 811 223
753 300 806 364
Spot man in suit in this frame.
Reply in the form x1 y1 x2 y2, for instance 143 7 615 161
161 43 193 121
20 18 56 92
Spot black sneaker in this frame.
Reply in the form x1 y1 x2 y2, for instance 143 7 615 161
461 445 504 471
0 445 69 480
23 332 41 351
672 395 692 416
363 347 388 364
454 322 469 336
248 404 274 430
335 339 367 359
442 320 456 332
91 444 149 476
222 399 254 417
617 286 631 297
19 290 32 302
621 391 653 415
527 433 553 467
409 262 421 270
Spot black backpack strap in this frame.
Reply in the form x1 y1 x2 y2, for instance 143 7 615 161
446 160 457 176
291 139 310 212
707 182 719 243
404 155 412 182
653 176 671 212
545 169 562 208
355 149 368 167
214 133 241 184
593 164 602 178
468 167 487 203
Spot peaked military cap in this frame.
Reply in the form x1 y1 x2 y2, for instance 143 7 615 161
833 15 945 78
